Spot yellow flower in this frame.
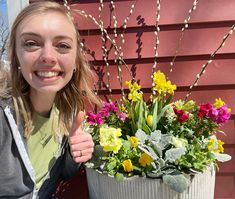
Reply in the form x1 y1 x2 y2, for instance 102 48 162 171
129 136 139 148
208 139 224 153
214 140 224 153
122 159 133 172
128 90 142 102
214 98 225 108
166 80 177 95
125 80 132 87
126 81 142 102
146 115 153 126
139 153 153 167
99 127 122 153
153 70 176 95
207 139 214 151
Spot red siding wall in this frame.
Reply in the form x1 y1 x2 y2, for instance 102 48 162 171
55 0 235 198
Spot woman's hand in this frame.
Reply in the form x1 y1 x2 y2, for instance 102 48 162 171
68 111 94 163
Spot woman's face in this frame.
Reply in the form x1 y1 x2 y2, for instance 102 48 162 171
15 11 77 98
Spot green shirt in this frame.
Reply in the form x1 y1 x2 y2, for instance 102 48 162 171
27 107 60 189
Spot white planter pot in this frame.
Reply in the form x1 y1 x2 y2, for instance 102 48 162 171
85 167 215 199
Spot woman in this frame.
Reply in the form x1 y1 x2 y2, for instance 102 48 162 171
0 1 100 198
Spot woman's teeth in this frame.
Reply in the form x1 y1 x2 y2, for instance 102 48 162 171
36 71 60 77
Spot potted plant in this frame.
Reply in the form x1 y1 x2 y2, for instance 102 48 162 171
84 70 231 199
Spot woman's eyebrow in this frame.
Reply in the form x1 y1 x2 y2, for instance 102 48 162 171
20 32 74 41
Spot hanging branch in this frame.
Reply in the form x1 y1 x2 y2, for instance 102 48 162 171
151 0 161 96
109 1 136 100
169 0 200 72
75 2 136 101
99 0 113 98
185 24 235 100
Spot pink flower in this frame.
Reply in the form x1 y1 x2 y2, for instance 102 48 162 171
118 112 128 121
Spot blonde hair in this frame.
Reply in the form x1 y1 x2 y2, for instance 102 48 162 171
7 1 100 136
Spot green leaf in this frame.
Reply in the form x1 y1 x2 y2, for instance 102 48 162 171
163 174 189 193
156 104 171 124
142 120 152 134
138 100 143 129
152 100 158 131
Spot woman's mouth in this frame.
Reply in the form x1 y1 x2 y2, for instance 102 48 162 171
35 71 63 78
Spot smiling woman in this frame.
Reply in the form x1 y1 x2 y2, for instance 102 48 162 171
0 1 100 199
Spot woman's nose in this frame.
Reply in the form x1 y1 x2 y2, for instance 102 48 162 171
39 45 56 65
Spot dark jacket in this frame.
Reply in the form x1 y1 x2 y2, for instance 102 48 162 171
0 98 80 199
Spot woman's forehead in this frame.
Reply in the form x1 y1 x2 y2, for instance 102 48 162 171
16 11 77 37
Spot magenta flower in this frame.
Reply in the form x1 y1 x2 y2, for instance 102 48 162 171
208 107 219 119
87 112 104 125
215 105 231 124
99 101 118 118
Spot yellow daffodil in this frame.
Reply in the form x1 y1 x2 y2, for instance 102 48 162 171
139 153 153 167
128 90 142 102
126 81 142 102
122 159 133 172
129 136 139 148
153 70 176 95
100 127 122 153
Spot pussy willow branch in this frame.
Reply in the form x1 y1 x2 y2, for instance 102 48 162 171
151 0 161 96
99 0 113 98
185 24 235 101
170 0 200 73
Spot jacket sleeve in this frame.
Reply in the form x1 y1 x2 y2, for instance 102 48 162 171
61 143 81 180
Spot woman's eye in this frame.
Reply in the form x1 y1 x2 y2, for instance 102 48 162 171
57 43 71 52
23 41 40 50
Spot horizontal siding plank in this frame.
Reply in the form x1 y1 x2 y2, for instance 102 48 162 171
90 60 235 90
71 0 235 30
81 27 235 60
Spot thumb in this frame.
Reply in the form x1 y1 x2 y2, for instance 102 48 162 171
70 111 85 136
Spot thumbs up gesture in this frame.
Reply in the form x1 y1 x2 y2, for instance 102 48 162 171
69 111 94 163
